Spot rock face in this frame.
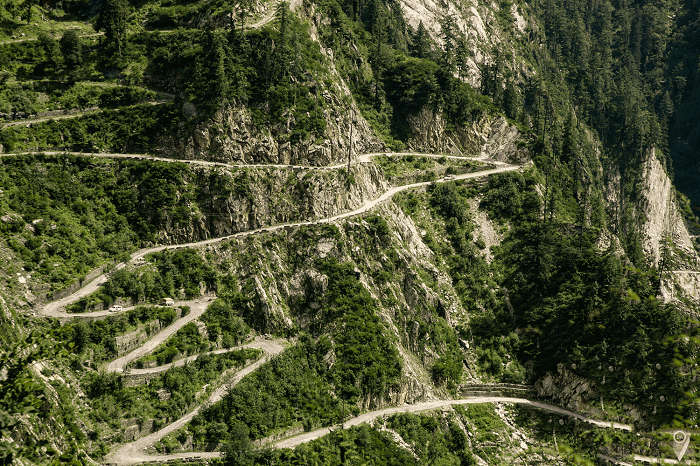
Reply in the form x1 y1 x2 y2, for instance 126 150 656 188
405 110 528 163
170 97 383 166
397 0 530 87
661 271 700 305
639 150 695 266
150 162 388 245
637 150 700 305
535 363 592 412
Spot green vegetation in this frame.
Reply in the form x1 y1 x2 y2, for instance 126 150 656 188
0 81 158 118
480 171 697 426
396 182 504 384
67 249 217 312
0 154 235 289
386 412 477 464
0 0 698 462
200 299 250 349
186 339 347 447
52 305 177 364
251 425 416 465
313 0 495 148
84 348 260 455
175 258 401 450
130 297 251 368
132 322 207 367
375 155 485 184
0 102 178 152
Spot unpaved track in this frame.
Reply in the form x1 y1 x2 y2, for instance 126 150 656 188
105 339 286 465
38 162 520 319
106 393 632 464
0 101 167 129
124 337 283 377
271 397 633 449
1 107 100 129
600 453 684 465
1 150 351 170
105 300 208 373
2 150 493 170
0 32 103 45
358 151 509 166
632 455 680 464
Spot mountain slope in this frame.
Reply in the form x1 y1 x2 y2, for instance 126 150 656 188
0 0 698 464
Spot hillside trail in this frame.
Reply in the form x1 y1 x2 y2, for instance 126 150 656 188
104 339 287 465
106 394 632 464
0 101 168 129
0 32 103 45
105 299 208 373
17 149 657 465
122 336 285 378
36 157 520 319
2 150 495 170
271 396 633 449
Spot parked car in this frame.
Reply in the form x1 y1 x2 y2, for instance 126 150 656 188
109 305 123 312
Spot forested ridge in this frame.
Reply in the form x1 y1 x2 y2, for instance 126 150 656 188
0 0 698 464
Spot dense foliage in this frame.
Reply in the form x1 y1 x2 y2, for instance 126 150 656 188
481 171 697 426
183 258 402 449
53 305 177 363
85 348 260 455
187 339 347 447
0 154 238 288
68 249 217 312
250 425 416 465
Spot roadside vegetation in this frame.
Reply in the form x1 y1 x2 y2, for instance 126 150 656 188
66 249 217 312
375 155 487 185
52 305 178 365
0 0 697 463
84 348 261 456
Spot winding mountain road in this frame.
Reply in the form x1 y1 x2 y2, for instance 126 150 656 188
124 337 283 377
20 149 654 465
106 300 208 373
271 397 633 449
36 159 520 319
0 101 168 129
105 393 632 464
2 150 497 170
0 31 103 45
24 151 536 464
105 339 287 465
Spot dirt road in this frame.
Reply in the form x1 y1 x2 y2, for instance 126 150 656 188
105 339 286 465
272 396 633 449
38 161 521 319
105 300 208 373
124 337 285 377
106 392 632 464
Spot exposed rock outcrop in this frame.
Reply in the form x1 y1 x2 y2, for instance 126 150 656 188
640 150 695 266
405 110 528 163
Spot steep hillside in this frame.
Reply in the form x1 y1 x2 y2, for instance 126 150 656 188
0 0 698 465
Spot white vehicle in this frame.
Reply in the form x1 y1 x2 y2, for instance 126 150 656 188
109 305 123 312
444 174 456 181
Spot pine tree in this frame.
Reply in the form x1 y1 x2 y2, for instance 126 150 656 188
411 21 430 59
439 14 457 73
206 29 229 105
275 1 291 81
37 32 61 75
96 0 129 59
60 30 82 76
503 79 521 121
